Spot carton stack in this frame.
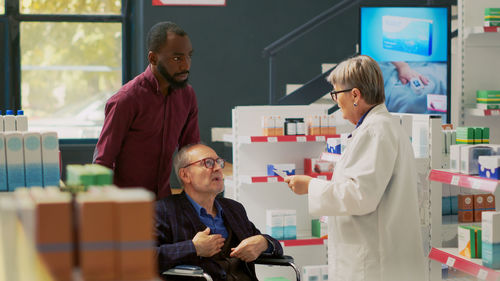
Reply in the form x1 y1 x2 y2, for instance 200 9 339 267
484 9 500 27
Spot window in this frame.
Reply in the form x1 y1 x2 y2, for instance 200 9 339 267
4 0 127 139
20 0 120 14
0 0 4 14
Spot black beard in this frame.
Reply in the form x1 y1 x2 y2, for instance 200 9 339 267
157 62 189 90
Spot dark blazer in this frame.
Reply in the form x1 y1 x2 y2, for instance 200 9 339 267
155 192 283 280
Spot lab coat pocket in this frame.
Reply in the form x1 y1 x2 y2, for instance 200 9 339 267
335 243 366 281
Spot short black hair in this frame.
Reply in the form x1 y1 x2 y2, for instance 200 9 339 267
147 21 187 52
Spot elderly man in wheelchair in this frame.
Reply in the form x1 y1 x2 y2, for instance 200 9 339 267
155 144 298 281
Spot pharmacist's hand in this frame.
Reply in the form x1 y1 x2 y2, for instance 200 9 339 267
392 61 429 85
230 235 268 262
192 227 225 257
284 175 311 195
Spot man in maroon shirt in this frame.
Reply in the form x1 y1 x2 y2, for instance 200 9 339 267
93 22 200 199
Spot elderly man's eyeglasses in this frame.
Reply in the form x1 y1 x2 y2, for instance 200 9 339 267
182 157 225 169
330 88 353 102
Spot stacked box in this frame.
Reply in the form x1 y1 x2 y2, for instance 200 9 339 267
477 90 500 108
449 144 465 173
484 9 500 27
23 132 43 187
458 194 474 222
304 158 333 174
5 132 26 190
77 191 116 280
266 209 284 240
283 210 296 240
456 127 474 144
41 132 60 187
479 155 500 180
261 116 274 136
110 188 156 280
66 164 113 187
459 225 482 258
311 219 328 238
326 138 341 154
474 194 496 222
31 187 73 281
275 116 284 136
307 115 321 135
460 145 493 175
482 211 500 269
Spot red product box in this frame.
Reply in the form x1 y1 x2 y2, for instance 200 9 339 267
304 158 334 175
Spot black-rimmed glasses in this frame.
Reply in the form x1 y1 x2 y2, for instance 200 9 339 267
330 88 353 102
182 157 225 169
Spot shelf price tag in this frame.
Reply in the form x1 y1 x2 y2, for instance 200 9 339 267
296 136 306 142
471 179 481 190
451 175 460 186
491 110 500 116
445 257 455 267
267 137 278 143
267 177 278 183
477 269 488 280
315 136 326 142
317 175 327 180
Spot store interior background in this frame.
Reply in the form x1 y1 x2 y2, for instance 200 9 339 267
56 0 456 186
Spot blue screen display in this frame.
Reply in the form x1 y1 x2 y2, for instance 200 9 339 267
360 6 449 122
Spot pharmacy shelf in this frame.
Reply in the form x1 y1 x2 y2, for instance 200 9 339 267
467 108 500 117
279 237 327 247
465 26 500 38
429 169 499 193
240 173 332 184
429 248 500 281
320 152 341 162
236 134 340 144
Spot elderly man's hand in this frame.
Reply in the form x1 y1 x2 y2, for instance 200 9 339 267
192 227 225 257
229 235 268 262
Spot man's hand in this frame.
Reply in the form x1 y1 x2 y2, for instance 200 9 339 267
192 227 225 257
229 235 268 262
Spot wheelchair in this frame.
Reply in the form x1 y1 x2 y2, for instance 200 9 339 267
162 254 300 281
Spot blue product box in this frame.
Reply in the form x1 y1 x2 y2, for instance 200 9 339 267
450 196 458 215
442 196 451 216
483 242 500 269
382 15 433 56
266 164 295 176
478 156 500 180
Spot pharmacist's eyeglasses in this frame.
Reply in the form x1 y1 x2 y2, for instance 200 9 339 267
183 157 225 169
330 88 353 102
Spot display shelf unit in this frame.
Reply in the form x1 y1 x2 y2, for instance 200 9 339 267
239 173 333 184
466 108 500 117
455 0 500 143
428 169 500 280
429 248 500 281
279 237 327 247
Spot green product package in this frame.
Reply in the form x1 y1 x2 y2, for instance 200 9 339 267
477 90 500 99
485 8 500 16
482 127 490 144
456 127 475 144
474 128 483 144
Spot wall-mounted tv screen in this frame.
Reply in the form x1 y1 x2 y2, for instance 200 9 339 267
360 6 450 122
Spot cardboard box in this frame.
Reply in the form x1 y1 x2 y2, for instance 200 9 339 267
5 132 26 190
482 211 500 269
111 188 156 280
261 116 275 136
479 155 500 180
458 194 474 222
474 194 496 222
283 210 296 240
77 192 116 280
41 132 60 187
266 209 284 240
304 158 333 174
32 188 73 281
307 116 321 135
23 132 43 187
458 225 482 258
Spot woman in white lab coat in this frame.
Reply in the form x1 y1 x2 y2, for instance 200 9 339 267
285 55 426 281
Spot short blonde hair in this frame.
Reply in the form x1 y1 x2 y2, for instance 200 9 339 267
327 55 385 105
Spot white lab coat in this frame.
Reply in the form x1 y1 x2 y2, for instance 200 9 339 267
308 104 426 281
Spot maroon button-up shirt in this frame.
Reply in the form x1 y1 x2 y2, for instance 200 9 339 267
94 66 200 199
